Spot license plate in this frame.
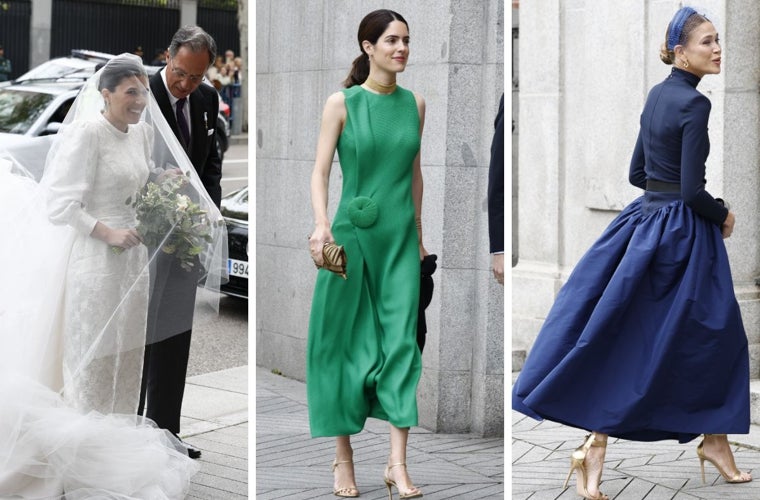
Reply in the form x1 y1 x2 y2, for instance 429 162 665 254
228 258 248 279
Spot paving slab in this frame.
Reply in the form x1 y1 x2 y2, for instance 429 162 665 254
180 366 250 498
512 410 760 500
256 366 504 499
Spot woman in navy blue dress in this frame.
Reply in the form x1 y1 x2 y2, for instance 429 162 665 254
512 7 751 499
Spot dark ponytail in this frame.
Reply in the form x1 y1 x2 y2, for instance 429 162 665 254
343 53 370 88
342 9 409 88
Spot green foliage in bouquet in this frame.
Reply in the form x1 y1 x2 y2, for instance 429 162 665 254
125 173 214 272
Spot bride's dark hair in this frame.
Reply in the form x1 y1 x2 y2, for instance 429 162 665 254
343 9 409 88
98 56 147 92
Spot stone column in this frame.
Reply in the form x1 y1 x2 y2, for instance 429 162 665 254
512 0 563 358
180 0 197 27
30 0 52 69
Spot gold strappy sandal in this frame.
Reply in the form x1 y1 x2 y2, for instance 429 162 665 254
331 459 359 497
562 434 609 500
697 434 752 484
383 462 422 499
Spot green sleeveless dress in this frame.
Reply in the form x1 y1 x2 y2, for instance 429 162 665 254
307 84 422 437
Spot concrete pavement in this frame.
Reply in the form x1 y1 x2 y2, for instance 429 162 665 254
178 365 249 499
512 409 760 499
256 366 505 499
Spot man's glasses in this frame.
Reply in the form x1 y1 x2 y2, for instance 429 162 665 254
169 59 204 84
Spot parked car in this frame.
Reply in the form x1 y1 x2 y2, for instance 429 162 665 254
5 50 230 160
219 186 248 299
209 82 231 161
14 49 112 83
0 80 82 157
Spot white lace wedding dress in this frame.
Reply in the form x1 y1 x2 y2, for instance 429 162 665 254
0 113 199 498
47 113 151 415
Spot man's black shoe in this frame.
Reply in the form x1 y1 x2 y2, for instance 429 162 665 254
185 443 202 459
175 435 202 459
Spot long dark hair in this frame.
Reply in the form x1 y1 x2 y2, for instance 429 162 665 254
343 9 409 88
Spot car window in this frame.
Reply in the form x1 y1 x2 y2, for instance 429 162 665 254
49 97 74 125
0 89 56 134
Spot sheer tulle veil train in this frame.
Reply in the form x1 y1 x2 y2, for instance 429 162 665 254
0 53 227 499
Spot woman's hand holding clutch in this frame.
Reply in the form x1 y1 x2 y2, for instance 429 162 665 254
309 224 348 279
308 223 333 267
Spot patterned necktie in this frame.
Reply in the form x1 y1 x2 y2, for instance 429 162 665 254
176 97 191 147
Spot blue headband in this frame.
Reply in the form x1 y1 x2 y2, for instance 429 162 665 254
667 7 698 50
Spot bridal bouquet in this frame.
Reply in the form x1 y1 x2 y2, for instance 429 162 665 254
122 173 214 272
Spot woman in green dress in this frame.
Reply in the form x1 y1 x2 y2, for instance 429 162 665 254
307 9 427 499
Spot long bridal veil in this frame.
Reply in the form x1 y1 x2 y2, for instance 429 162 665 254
0 53 227 499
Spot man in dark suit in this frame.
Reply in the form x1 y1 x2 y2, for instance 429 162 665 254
137 25 222 459
488 94 505 285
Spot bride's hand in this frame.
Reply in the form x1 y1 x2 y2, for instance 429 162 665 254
92 222 143 249
308 224 333 267
107 228 143 249
156 167 186 185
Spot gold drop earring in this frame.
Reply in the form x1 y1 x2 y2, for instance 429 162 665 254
682 59 689 68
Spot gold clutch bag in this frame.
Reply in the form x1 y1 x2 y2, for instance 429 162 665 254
316 242 347 279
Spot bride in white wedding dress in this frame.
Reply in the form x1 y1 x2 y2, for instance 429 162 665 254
0 53 227 499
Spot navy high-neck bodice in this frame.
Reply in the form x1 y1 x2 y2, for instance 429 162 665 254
628 67 728 225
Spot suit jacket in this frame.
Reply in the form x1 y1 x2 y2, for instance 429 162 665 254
146 71 223 339
487 94 504 254
149 71 222 207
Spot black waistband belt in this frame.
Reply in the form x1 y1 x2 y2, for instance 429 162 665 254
646 179 680 193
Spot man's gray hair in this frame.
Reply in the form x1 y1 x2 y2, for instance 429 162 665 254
168 25 217 68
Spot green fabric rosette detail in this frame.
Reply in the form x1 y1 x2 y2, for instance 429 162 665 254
348 196 378 228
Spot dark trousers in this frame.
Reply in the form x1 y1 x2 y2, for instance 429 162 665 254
137 329 192 435
137 251 199 435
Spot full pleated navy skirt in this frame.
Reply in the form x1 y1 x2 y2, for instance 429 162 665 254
512 192 750 443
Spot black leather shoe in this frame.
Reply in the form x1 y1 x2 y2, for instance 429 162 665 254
185 443 202 459
175 435 202 459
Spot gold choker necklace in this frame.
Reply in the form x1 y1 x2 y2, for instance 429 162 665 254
364 76 397 94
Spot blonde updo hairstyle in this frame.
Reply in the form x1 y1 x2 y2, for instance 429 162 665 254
660 9 710 65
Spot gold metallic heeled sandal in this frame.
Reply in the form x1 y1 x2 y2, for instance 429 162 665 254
331 459 360 497
383 463 422 499
562 434 609 500
697 435 752 484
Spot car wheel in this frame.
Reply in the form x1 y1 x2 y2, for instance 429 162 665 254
216 135 225 162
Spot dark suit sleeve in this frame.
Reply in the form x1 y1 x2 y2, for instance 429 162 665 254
198 85 223 208
487 94 505 254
